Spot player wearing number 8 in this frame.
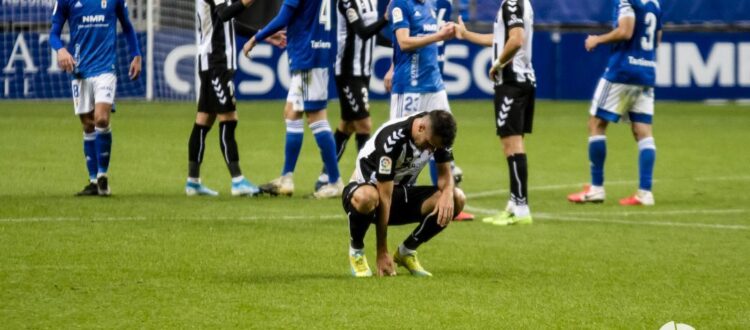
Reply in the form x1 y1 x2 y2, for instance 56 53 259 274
567 0 663 206
244 0 344 199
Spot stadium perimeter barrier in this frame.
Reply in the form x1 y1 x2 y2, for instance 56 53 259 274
1 0 749 101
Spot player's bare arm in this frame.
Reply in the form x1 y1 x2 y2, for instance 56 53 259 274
585 16 635 51
394 22 455 52
375 180 396 276
490 27 524 81
455 16 492 47
384 63 394 92
431 161 455 227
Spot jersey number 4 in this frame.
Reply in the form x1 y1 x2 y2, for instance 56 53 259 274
641 12 657 51
319 0 332 31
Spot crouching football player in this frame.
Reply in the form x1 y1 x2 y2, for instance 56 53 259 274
342 110 465 277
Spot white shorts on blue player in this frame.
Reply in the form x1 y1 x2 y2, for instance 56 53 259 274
589 78 654 124
287 68 329 112
71 73 116 115
389 90 451 119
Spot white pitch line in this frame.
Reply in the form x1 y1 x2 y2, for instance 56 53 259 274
554 209 747 217
0 214 345 223
463 205 749 231
466 174 750 199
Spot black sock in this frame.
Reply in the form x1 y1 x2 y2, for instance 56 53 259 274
402 213 446 250
507 153 528 206
355 133 370 151
334 129 351 161
188 123 211 178
348 210 374 249
219 120 242 178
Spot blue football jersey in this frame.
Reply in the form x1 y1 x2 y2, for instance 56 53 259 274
285 0 333 70
603 0 662 87
390 0 444 93
51 0 137 78
435 0 452 74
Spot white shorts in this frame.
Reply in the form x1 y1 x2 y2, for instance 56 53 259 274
589 78 654 124
71 73 116 115
287 68 329 112
389 90 451 119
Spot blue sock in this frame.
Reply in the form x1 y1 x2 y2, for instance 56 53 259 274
588 135 606 186
310 120 340 183
83 132 97 182
95 126 112 175
282 119 304 175
638 137 656 191
429 158 438 186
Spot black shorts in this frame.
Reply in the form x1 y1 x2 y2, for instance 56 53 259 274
335 76 371 122
342 182 438 225
198 68 236 114
494 82 535 137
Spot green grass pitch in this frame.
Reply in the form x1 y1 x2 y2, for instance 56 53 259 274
0 100 748 328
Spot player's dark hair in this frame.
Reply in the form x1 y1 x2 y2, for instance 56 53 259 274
428 110 457 147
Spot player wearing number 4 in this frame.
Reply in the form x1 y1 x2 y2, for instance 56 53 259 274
244 0 344 199
50 0 142 196
455 0 536 225
567 0 662 206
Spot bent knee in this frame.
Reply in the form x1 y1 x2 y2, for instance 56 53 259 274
351 185 379 214
453 188 466 215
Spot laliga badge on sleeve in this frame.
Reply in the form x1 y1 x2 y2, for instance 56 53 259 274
379 156 392 175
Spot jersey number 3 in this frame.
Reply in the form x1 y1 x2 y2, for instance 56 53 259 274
319 0 332 31
641 12 657 51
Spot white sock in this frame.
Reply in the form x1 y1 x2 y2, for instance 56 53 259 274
232 175 245 184
349 246 364 256
398 244 416 256
187 177 200 184
514 204 531 218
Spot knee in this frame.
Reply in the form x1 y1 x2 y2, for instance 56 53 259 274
452 187 466 216
94 117 109 128
354 118 371 133
588 117 607 135
351 186 379 214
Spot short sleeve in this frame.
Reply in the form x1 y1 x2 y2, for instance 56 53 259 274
502 0 525 30
617 0 635 19
390 0 410 32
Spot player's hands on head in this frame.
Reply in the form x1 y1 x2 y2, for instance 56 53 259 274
243 36 258 57
129 55 142 80
585 35 599 52
57 48 76 73
268 30 287 48
377 251 396 276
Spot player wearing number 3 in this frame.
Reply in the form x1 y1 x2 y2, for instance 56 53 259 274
243 0 343 199
568 0 663 206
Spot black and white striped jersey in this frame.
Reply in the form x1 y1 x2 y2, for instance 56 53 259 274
353 112 453 186
493 0 535 85
196 0 254 72
335 0 389 77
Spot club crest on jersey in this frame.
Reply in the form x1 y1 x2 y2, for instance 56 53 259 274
101 0 107 8
379 156 392 175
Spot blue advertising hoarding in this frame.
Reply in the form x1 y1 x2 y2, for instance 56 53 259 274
2 30 749 101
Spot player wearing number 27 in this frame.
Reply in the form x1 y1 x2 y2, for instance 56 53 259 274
243 0 344 199
568 0 662 206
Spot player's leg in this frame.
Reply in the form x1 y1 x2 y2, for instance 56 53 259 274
568 78 624 204
343 183 378 277
392 186 466 276
73 78 99 196
484 84 533 225
186 71 218 196
91 73 116 196
621 87 656 206
298 68 342 199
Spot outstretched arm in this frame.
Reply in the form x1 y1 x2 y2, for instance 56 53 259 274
394 24 454 52
454 16 492 47
342 0 389 40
